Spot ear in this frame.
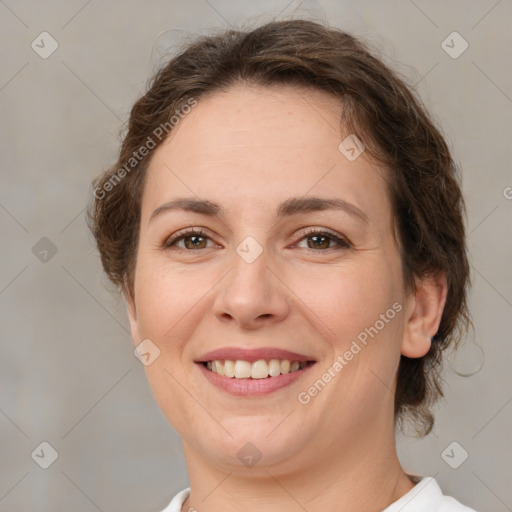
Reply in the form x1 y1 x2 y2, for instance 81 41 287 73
401 270 448 358
123 278 141 347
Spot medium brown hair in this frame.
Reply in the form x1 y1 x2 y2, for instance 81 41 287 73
87 19 472 436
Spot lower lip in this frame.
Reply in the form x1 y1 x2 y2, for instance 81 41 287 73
196 362 316 397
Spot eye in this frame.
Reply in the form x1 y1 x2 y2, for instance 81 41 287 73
162 227 351 252
162 228 216 250
293 228 351 251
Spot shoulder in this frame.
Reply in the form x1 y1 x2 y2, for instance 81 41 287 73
383 476 477 512
161 479 478 512
159 487 190 512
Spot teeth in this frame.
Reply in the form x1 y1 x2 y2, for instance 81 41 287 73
234 360 251 379
268 359 281 377
224 359 235 378
214 360 225 376
205 359 310 379
251 360 268 379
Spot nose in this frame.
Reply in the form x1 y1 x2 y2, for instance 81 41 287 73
212 246 290 330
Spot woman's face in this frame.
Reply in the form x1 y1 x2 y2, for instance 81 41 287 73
127 84 423 473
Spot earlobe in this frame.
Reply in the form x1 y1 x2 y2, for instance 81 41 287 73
401 270 448 358
125 291 136 323
123 281 141 346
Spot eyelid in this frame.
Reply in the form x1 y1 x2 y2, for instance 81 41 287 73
162 226 351 252
162 227 217 248
291 227 352 249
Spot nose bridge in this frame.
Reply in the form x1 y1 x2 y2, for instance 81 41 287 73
213 238 289 327
230 252 267 299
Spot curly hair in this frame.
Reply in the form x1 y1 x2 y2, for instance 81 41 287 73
87 18 472 436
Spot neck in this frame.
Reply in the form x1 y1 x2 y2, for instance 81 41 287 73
180 421 414 512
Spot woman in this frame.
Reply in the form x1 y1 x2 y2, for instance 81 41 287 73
88 19 476 512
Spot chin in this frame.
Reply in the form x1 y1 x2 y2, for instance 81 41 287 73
189 415 315 471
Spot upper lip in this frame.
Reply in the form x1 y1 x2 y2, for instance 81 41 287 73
195 347 316 363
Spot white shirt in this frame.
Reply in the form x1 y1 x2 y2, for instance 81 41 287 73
160 476 477 511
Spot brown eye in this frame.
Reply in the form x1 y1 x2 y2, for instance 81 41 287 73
295 229 351 251
181 234 209 249
307 234 331 249
163 228 214 250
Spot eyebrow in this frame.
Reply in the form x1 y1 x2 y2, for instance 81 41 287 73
149 196 370 225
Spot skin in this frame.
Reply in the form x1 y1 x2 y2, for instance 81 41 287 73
126 84 447 511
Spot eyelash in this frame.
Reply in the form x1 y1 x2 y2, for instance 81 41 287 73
295 227 351 250
162 227 351 252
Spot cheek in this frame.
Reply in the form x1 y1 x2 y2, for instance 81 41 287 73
133 263 214 431
133 259 215 348
287 256 404 396
290 261 399 339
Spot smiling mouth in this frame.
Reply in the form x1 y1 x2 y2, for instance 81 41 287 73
200 359 316 379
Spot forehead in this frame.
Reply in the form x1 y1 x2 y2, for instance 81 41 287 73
142 84 390 223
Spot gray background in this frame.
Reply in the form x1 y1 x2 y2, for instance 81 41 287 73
1 0 511 510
